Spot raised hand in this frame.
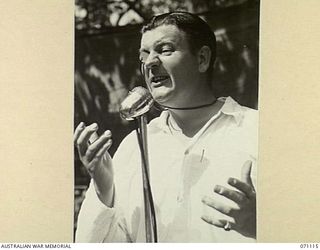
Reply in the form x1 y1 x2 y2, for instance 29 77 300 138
74 122 115 207
201 160 256 238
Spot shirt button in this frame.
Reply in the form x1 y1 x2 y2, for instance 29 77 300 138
184 150 189 155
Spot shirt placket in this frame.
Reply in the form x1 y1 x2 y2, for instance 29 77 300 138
172 111 226 234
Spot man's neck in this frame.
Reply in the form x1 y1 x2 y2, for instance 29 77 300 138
168 97 224 138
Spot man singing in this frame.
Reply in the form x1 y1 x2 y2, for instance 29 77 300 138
74 11 258 242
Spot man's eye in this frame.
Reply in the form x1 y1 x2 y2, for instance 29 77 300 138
161 49 173 55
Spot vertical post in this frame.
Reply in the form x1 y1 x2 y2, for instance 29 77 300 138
136 115 157 242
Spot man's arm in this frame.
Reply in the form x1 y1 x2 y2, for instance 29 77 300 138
74 122 114 207
74 122 129 242
74 123 138 242
76 180 131 242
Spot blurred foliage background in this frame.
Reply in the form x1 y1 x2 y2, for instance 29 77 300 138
74 0 260 236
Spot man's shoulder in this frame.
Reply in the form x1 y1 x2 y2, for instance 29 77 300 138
147 111 169 133
221 96 258 126
239 105 258 130
241 105 258 118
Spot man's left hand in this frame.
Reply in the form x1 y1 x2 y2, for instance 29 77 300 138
201 160 256 239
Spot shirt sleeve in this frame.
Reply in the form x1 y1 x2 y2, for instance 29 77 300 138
75 131 138 243
75 180 130 242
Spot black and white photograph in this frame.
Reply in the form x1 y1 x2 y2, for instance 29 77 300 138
73 0 259 243
1 0 320 245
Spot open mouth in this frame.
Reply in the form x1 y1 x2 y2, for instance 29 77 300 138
150 75 170 85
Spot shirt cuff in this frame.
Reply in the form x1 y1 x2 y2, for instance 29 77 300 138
86 180 118 213
75 180 118 242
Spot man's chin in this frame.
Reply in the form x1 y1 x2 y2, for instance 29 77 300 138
149 87 178 107
150 91 168 103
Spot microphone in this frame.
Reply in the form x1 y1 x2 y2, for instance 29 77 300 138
119 86 154 121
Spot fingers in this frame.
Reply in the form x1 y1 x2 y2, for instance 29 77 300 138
214 185 248 204
241 160 254 188
74 122 85 144
202 196 238 217
201 215 235 231
89 138 113 173
227 177 256 199
86 130 112 162
95 138 113 158
76 123 99 156
89 131 99 144
202 161 257 237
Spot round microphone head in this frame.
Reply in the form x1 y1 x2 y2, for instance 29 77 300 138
119 86 154 120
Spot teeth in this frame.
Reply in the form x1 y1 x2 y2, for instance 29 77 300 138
152 76 168 82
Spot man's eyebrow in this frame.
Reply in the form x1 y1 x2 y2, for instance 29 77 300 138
154 40 175 48
139 40 175 53
139 48 149 54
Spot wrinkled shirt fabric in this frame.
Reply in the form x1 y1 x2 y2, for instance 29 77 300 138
76 97 258 243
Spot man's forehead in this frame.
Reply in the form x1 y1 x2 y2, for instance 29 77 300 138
140 25 185 48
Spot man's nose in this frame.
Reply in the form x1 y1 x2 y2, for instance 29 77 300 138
144 52 160 69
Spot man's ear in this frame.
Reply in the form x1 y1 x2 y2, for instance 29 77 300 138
198 46 211 73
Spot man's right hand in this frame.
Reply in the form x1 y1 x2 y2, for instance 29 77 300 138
74 122 115 207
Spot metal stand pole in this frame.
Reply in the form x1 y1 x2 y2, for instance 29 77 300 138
136 115 157 243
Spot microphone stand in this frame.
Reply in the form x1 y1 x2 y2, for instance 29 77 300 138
135 115 157 243
119 86 157 242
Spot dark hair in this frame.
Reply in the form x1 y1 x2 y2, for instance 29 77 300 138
141 11 217 75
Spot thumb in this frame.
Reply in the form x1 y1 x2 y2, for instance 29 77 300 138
241 160 254 188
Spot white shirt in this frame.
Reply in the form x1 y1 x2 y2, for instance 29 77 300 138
76 97 258 243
